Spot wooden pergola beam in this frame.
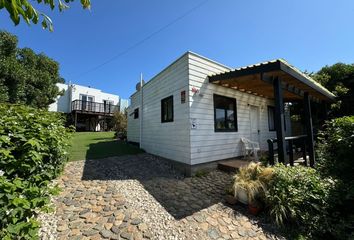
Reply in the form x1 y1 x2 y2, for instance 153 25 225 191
304 92 315 167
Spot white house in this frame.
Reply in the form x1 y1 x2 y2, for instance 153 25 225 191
127 52 335 175
49 83 126 131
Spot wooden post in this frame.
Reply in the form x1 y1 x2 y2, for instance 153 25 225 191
304 92 315 167
302 138 307 166
74 111 77 131
289 139 294 166
267 139 275 165
273 77 286 164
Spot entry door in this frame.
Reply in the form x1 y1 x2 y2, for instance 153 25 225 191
250 105 260 143
81 95 87 110
87 96 93 111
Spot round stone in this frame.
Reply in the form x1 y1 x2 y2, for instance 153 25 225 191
208 228 220 239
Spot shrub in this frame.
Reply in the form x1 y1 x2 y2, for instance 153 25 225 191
0 104 72 181
316 116 354 239
316 116 354 181
0 104 72 239
265 164 335 238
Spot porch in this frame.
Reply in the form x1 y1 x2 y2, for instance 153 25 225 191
209 59 335 167
71 100 119 131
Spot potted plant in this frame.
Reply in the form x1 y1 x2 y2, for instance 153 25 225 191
233 163 273 209
248 199 263 215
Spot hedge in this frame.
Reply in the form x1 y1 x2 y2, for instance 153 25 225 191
0 104 72 239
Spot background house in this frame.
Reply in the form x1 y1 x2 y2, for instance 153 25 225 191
127 52 333 175
49 83 128 131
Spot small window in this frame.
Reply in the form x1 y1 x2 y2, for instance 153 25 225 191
268 106 275 131
134 108 139 119
213 94 237 132
161 95 173 123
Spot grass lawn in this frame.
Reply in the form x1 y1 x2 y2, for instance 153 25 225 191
68 132 143 161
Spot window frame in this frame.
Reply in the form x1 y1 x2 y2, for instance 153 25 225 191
161 95 174 123
133 108 139 119
213 94 238 132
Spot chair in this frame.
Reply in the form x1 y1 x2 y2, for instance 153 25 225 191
240 137 260 161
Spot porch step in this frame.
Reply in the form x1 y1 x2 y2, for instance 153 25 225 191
218 159 252 173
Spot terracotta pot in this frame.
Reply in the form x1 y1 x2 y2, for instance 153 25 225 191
248 204 261 215
236 188 248 205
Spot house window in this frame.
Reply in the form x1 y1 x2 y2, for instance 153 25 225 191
134 108 139 119
213 94 237 132
268 106 275 131
161 95 173 123
268 106 286 131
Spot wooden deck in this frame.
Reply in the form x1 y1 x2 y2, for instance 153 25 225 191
217 159 252 173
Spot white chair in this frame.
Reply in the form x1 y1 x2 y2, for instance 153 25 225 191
240 137 260 161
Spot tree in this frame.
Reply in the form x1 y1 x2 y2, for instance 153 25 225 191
312 63 354 117
0 0 90 31
0 30 64 108
112 109 127 139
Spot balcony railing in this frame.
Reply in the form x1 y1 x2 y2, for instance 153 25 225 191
71 100 119 114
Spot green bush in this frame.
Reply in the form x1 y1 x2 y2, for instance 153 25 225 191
266 164 335 238
316 116 354 239
317 116 354 181
0 104 72 239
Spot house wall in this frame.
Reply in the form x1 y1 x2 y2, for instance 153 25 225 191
188 53 278 165
48 83 120 113
127 51 292 168
71 84 119 105
48 83 70 113
119 99 129 112
127 93 141 143
127 53 191 165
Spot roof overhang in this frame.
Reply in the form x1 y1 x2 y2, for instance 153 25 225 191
209 59 336 102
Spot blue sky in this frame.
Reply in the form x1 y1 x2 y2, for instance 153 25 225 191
1 0 353 99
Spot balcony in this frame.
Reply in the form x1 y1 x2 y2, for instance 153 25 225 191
71 100 119 115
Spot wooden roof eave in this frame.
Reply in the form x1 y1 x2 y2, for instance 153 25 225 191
209 59 336 102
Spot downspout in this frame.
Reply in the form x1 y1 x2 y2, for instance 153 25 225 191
139 73 143 148
68 81 72 112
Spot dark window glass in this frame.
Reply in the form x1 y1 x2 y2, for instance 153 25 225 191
213 94 237 132
161 96 173 123
134 108 139 119
268 106 275 131
268 106 286 131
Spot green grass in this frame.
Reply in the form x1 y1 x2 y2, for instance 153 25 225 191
68 132 143 161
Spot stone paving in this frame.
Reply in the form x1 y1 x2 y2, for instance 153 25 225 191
39 153 285 240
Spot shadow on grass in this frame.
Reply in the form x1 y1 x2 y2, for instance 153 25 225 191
85 140 143 160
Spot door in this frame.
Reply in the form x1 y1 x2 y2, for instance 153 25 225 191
87 96 94 111
249 105 260 143
81 95 87 111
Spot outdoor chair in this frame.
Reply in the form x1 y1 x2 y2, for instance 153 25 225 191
240 137 260 161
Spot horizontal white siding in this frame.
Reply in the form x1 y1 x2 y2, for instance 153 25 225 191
188 53 276 165
127 53 191 164
71 85 119 105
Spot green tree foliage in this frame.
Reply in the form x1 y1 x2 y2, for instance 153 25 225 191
0 104 72 239
0 31 64 108
0 0 90 31
112 109 128 139
312 63 354 117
